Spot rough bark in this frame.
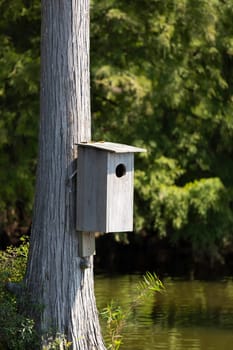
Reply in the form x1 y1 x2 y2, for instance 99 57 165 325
25 1 106 349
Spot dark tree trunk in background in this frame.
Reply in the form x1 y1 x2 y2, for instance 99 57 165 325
25 1 106 349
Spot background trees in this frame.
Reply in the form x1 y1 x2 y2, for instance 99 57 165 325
1 0 233 259
0 0 40 240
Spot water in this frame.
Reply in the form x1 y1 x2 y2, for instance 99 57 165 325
94 275 233 350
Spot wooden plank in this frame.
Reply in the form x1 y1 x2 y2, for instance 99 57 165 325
78 141 146 153
77 147 108 232
77 148 136 233
78 231 96 257
106 153 134 232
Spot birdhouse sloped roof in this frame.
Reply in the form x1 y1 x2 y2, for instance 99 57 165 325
78 142 146 153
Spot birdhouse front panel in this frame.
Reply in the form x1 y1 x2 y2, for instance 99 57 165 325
106 153 134 232
76 142 146 233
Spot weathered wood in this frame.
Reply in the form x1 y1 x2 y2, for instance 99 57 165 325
25 1 106 349
78 231 96 257
76 144 137 233
77 147 108 232
78 141 146 153
107 153 134 232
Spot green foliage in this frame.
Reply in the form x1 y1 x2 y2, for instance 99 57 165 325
42 334 72 350
137 271 164 295
0 0 40 227
91 0 233 253
1 0 233 256
101 272 164 349
101 302 125 350
0 238 73 349
0 237 38 349
0 236 29 282
0 296 36 350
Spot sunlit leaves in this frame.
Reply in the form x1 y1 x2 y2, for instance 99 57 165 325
1 0 233 254
137 272 164 295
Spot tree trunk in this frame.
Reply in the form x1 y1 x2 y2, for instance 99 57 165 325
25 1 106 349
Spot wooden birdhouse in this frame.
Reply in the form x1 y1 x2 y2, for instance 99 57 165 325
76 142 146 234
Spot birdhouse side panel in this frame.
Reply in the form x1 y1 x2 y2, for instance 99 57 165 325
77 147 108 232
106 153 134 232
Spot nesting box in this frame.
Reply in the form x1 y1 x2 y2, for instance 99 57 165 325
76 142 146 233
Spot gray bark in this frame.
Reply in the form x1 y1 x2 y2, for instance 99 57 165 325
25 1 106 349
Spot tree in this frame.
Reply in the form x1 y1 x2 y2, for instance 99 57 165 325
90 0 233 254
25 1 106 349
1 0 233 262
0 0 40 238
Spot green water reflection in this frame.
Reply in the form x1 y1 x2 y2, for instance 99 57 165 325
94 275 233 350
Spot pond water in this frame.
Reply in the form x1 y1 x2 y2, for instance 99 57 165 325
94 274 233 350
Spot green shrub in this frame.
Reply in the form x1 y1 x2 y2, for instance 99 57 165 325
0 238 72 349
0 237 39 349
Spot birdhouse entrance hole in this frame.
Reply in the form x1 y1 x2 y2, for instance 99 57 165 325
115 163 126 178
76 141 146 235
